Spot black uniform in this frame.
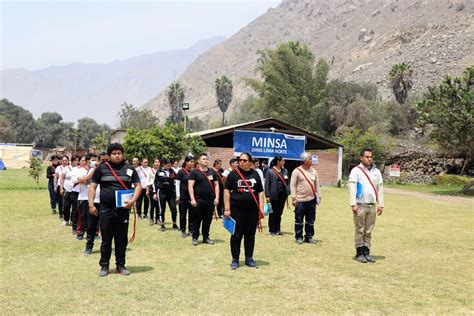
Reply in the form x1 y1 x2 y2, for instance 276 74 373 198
46 165 57 212
91 161 140 268
175 168 193 234
264 167 290 234
153 168 177 224
225 168 263 260
214 168 225 217
189 168 218 240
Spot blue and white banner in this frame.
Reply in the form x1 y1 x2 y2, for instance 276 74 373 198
233 130 306 160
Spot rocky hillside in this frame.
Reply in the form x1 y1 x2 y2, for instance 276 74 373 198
144 0 473 125
0 37 225 125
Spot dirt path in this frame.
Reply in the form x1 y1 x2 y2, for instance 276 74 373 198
385 188 473 207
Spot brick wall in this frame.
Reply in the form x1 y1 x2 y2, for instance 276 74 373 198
207 147 340 186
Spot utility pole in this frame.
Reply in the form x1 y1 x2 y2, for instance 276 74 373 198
181 103 190 132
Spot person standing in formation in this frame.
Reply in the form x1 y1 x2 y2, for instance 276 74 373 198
53 156 69 219
153 159 178 231
74 154 97 240
147 158 161 225
188 153 219 246
224 152 265 269
175 156 195 238
136 158 151 219
60 155 80 226
348 148 384 263
46 155 59 215
265 156 290 236
212 159 225 219
290 152 321 245
89 143 141 277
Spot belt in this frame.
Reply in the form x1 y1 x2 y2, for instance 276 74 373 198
357 202 375 206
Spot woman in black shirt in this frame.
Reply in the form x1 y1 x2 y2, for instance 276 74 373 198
224 152 265 269
46 155 59 214
175 156 194 238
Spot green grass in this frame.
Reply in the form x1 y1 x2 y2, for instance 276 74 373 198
1 169 473 314
386 183 471 197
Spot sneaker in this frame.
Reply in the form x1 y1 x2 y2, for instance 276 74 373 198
95 235 101 240
355 247 368 263
172 224 179 231
149 219 154 226
52 209 56 215
61 220 67 226
245 257 257 268
204 238 214 245
83 248 92 256
160 224 166 232
99 266 109 277
192 238 198 246
276 231 283 236
306 237 317 244
116 265 131 276
363 246 376 263
296 238 304 245
230 259 239 269
270 232 277 237
181 231 187 238
143 215 148 219
76 235 84 241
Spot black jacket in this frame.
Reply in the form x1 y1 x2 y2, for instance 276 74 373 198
153 168 176 193
264 167 290 200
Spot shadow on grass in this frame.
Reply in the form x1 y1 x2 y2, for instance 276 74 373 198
254 260 270 266
127 266 154 273
372 255 386 260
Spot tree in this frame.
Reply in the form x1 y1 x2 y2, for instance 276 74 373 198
215 76 233 126
245 41 328 133
118 102 159 130
29 157 43 189
229 96 265 125
0 115 13 142
0 99 36 143
336 127 388 175
389 63 413 105
91 130 110 152
416 66 474 174
35 112 72 148
167 82 185 124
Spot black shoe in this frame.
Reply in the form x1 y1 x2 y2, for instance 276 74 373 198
116 265 131 276
245 257 257 268
270 232 277 237
276 231 283 236
181 231 187 238
192 238 198 246
173 224 179 231
83 248 92 256
296 238 304 245
363 246 376 263
143 215 148 219
76 235 84 241
204 238 214 245
355 247 368 263
160 224 166 232
305 237 317 244
99 266 109 277
230 259 239 269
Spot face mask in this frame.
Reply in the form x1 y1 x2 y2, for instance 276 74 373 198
90 161 97 168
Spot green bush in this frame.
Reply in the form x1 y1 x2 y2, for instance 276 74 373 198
433 174 471 186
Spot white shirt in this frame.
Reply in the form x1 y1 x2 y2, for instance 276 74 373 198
172 167 181 174
147 168 158 188
94 185 100 203
62 166 74 192
348 163 384 206
137 166 151 187
255 168 265 187
55 165 66 187
73 167 90 201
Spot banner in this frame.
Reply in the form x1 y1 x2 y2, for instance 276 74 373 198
233 130 306 160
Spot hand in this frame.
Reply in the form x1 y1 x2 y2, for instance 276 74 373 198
191 199 197 207
89 206 98 216
124 199 135 209
53 187 57 193
153 193 158 201
292 199 297 207
60 188 64 196
351 205 359 215
146 190 149 197
224 209 231 219
214 198 219 206
377 206 383 216
176 196 180 203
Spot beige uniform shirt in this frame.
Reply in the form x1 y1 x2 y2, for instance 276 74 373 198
290 166 321 203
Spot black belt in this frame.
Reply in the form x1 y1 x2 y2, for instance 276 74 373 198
357 203 375 206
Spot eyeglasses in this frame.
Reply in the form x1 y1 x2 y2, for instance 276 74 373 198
239 159 249 162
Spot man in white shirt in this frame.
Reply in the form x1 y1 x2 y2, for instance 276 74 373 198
136 158 151 218
74 154 97 240
60 155 80 226
53 156 69 218
348 148 385 263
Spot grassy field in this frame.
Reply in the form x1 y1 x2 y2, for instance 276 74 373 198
386 183 471 197
0 169 473 314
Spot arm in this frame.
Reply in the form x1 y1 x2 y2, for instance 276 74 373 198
348 181 358 214
377 183 384 215
124 183 142 209
175 180 181 202
223 189 231 218
88 183 98 216
290 171 297 206
213 180 219 206
188 179 196 207
60 173 66 195
264 172 272 203
259 191 265 212
53 171 58 192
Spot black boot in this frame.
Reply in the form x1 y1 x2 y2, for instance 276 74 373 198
364 246 376 263
355 247 367 263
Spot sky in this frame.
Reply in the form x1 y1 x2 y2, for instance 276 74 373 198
0 0 280 71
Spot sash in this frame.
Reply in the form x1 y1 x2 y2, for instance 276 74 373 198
195 168 218 220
272 167 288 191
296 167 316 196
356 165 379 203
233 168 264 232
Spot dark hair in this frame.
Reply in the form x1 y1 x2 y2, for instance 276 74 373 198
253 158 260 163
50 155 58 161
107 143 124 156
182 155 194 168
229 158 238 164
162 158 171 165
99 152 107 157
213 159 222 167
198 153 208 159
270 156 284 167
61 155 69 161
85 153 97 161
72 155 80 162
359 148 373 157
239 152 253 163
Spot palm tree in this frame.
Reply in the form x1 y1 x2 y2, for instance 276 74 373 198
167 82 185 123
389 63 413 105
215 76 233 126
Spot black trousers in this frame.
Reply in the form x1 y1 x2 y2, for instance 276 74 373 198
99 207 130 267
55 186 63 217
158 190 177 223
178 199 193 233
294 198 316 240
216 190 224 217
62 191 78 223
86 203 100 250
136 189 149 217
149 186 158 221
230 204 259 259
48 181 56 211
268 190 287 233
77 200 89 237
191 199 214 240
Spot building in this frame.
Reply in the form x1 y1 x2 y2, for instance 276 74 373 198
0 143 34 169
190 118 343 185
111 128 128 144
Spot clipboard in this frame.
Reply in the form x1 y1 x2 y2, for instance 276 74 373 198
115 189 134 208
223 217 236 235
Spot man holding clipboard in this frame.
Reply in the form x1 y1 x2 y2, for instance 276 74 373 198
89 143 142 277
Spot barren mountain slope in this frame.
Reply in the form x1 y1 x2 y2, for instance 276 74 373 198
144 0 473 125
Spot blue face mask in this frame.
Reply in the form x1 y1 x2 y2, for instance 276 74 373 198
90 161 97 168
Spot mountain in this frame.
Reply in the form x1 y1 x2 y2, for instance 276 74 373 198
143 0 473 125
0 36 226 126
